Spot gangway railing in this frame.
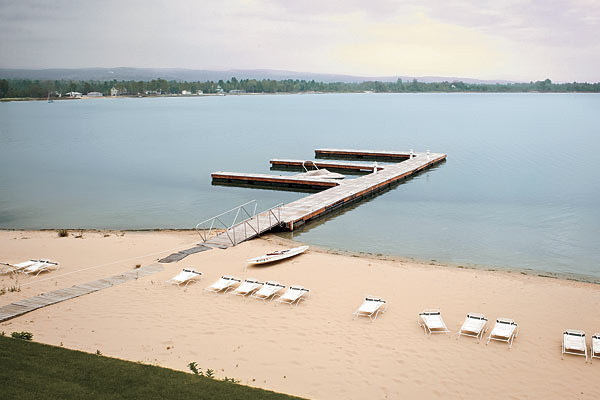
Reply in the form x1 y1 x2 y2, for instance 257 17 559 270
195 201 284 246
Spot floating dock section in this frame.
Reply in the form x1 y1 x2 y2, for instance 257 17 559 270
211 171 340 190
315 148 413 161
205 149 446 247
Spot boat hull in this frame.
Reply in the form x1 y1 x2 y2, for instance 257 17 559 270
247 245 309 264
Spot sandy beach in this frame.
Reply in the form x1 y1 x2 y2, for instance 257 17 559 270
1 230 599 399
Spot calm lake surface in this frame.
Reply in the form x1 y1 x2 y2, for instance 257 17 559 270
1 93 599 278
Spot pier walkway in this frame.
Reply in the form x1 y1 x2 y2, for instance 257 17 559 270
278 150 446 229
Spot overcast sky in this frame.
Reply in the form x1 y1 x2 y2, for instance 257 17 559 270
1 0 599 81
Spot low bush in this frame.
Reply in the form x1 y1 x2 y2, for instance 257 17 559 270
11 331 33 340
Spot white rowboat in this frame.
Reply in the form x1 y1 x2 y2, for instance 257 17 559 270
247 245 309 265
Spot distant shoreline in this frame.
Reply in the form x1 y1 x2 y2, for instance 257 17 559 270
2 75 599 100
2 91 599 103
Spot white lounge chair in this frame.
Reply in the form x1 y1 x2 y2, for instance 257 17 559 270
166 269 202 287
205 275 241 293
276 285 310 306
1 260 44 274
591 333 600 362
562 329 588 361
232 278 263 296
353 296 386 321
457 313 488 341
486 318 518 348
418 309 450 335
250 281 285 301
23 260 60 276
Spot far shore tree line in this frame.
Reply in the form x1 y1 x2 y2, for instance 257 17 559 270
0 77 599 99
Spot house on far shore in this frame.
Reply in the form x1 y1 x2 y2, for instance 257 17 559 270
111 87 129 96
196 89 203 95
65 91 82 98
181 90 191 95
229 89 246 94
87 92 103 97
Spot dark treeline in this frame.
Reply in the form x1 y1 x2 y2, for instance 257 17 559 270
1 77 599 98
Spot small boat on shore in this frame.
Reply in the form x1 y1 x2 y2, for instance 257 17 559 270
247 245 309 265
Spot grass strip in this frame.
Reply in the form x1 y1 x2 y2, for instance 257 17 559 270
0 336 304 400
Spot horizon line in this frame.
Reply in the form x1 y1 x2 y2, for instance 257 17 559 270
2 66 599 84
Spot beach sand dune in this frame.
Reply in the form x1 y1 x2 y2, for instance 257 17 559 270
1 231 599 399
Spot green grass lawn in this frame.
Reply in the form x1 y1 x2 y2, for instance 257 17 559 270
0 335 304 400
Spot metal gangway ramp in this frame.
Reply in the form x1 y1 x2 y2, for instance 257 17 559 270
195 200 284 248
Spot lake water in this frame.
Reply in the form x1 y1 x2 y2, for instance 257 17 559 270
1 93 599 278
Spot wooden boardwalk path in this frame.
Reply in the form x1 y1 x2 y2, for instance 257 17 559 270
204 149 446 247
0 264 163 323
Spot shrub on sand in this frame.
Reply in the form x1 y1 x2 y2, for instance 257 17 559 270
11 331 33 340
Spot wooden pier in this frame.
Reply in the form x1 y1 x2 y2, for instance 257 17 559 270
203 149 446 247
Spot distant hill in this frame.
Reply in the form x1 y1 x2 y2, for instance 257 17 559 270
0 67 517 84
